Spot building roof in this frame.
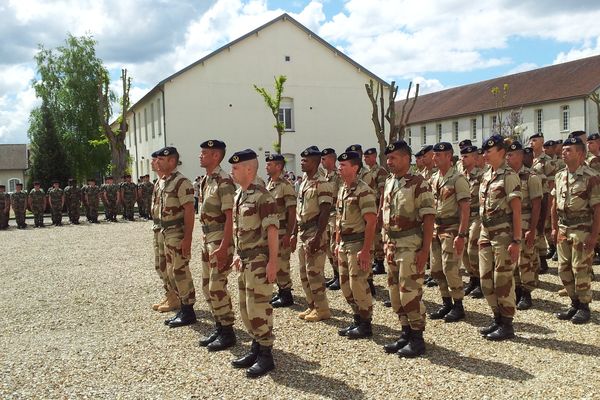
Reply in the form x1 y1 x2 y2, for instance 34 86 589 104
396 54 600 125
129 13 388 114
0 144 28 170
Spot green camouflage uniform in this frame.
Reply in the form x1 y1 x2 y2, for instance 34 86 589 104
47 187 64 225
142 181 154 218
324 169 342 274
336 179 377 319
63 184 81 223
198 166 235 327
0 192 9 229
383 173 435 331
233 182 279 346
11 191 28 227
102 183 120 220
85 185 101 222
462 166 483 279
29 188 46 227
120 181 137 220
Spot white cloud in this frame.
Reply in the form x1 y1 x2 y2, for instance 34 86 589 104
553 37 600 64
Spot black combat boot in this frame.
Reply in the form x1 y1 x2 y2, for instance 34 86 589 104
444 299 465 323
470 278 483 298
515 286 523 304
383 324 411 354
199 322 222 346
367 279 376 296
426 277 438 287
555 299 580 320
338 314 360 336
397 328 425 358
232 340 259 368
479 313 501 336
429 297 453 319
328 273 340 290
551 251 558 262
372 259 386 275
164 309 182 325
207 324 236 351
545 244 556 260
593 248 600 265
168 304 197 328
347 317 372 339
485 316 515 341
272 289 294 308
516 289 533 310
464 276 477 295
539 257 549 274
325 270 338 287
246 345 275 378
270 289 281 305
571 302 591 324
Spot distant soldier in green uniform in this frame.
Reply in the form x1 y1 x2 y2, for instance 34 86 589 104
47 180 65 226
321 148 343 291
28 181 46 228
552 136 600 324
0 185 9 230
63 178 81 224
11 183 27 229
136 176 146 219
81 179 90 221
102 176 120 222
229 149 279 378
120 174 137 221
142 174 154 220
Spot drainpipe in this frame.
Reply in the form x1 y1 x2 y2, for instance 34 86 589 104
133 110 139 179
584 97 587 133
161 87 167 147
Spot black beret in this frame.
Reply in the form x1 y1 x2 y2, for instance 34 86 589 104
568 130 586 138
321 148 336 156
384 140 411 155
524 147 533 155
345 144 362 152
228 149 257 164
157 146 179 157
33 181 40 185
477 148 485 155
507 141 524 152
415 145 433 157
364 147 377 155
529 133 544 139
555 139 563 144
433 142 453 152
458 139 472 149
200 140 226 149
301 146 321 157
265 153 285 162
588 133 600 141
543 140 555 147
337 151 361 161
482 135 504 151
151 150 160 158
563 137 584 146
460 145 478 155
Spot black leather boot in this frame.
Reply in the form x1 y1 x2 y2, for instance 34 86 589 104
272 289 294 308
515 286 523 304
383 324 410 354
429 297 452 319
232 340 259 368
397 328 425 358
347 317 373 339
571 302 591 324
368 279 376 296
516 289 532 310
479 313 501 336
485 316 515 341
246 345 275 378
551 251 558 262
545 244 556 260
444 299 465 323
470 278 483 298
555 299 580 320
464 277 477 295
199 323 222 346
168 304 197 328
372 259 386 275
328 274 340 290
325 270 338 287
207 324 236 351
539 257 549 274
269 289 280 305
164 309 182 325
338 314 360 336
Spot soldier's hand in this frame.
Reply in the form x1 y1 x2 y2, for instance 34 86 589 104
281 234 291 249
508 242 520 264
524 230 536 248
551 229 558 245
232 256 242 272
415 248 428 273
584 235 597 253
453 236 465 257
289 235 297 252
210 246 229 270
357 249 371 271
181 238 192 259
266 260 277 283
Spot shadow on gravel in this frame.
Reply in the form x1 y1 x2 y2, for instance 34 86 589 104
425 343 535 382
537 280 564 293
514 336 600 356
270 348 366 399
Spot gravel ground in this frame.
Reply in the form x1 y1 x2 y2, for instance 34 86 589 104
1 218 599 399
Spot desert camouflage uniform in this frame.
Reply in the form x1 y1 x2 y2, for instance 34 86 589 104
47 187 64 225
478 162 521 318
587 154 600 173
11 191 27 227
420 166 438 183
29 188 46 227
120 181 137 220
233 182 279 346
198 166 236 326
324 169 342 274
532 152 557 258
63 184 81 223
462 166 483 279
336 179 377 318
368 163 388 262
383 173 435 331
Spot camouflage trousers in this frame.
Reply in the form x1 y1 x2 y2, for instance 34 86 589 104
88 204 99 221
50 203 62 225
535 227 549 258
32 208 44 226
557 229 594 303
153 230 169 293
163 229 196 305
462 217 481 278
14 209 26 226
68 202 80 223
326 216 338 274
515 234 538 292
201 240 235 326
238 253 275 346
0 208 8 228
105 201 118 220
386 241 426 331
122 200 135 219
276 239 293 290
479 234 517 318
431 233 465 300
339 243 373 319
137 199 145 217
298 235 330 312
373 220 385 262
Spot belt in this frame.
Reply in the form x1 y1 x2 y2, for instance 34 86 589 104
481 214 512 228
341 232 365 243
202 223 224 233
434 217 459 226
238 246 268 259
559 216 591 226
279 220 287 229
298 219 318 231
160 218 184 229
387 226 422 239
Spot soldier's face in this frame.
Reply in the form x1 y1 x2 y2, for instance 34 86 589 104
484 147 504 165
231 163 250 184
363 153 377 167
505 151 523 170
321 155 336 170
386 151 408 174
461 153 476 169
415 156 424 169
300 157 318 172
562 145 585 165
16 186 22 192
544 146 554 156
423 152 433 166
588 140 600 154
265 161 282 177
338 160 358 180
432 151 451 169
53 183 59 188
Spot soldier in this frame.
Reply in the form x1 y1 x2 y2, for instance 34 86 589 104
478 135 522 341
156 147 197 328
102 176 120 222
28 181 46 228
196 140 237 351
229 149 279 378
381 140 434 358
291 146 333 322
554 139 566 172
587 133 600 172
456 139 473 175
0 185 9 229
460 146 484 298
11 183 27 229
120 174 137 221
363 147 388 275
83 179 101 223
505 141 543 310
551 136 600 324
265 154 297 308
335 151 378 339
193 176 201 214
321 148 343 291
81 179 90 221
47 180 65 226
415 145 436 182
63 179 81 224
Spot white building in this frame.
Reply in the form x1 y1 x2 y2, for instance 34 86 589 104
398 55 600 150
124 14 389 180
0 144 28 192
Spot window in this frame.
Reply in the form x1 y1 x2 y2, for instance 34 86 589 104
491 115 497 129
138 113 142 143
8 178 21 192
146 159 150 176
470 119 477 140
561 105 570 131
278 98 294 131
144 108 148 141
407 128 412 146
436 123 442 143
452 121 459 142
421 126 427 144
535 109 543 133
157 98 162 136
151 102 156 139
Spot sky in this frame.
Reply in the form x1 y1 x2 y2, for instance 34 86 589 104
2 0 600 144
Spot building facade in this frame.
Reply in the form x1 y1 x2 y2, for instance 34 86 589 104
0 144 28 192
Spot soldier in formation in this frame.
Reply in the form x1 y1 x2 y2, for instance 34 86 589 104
0 185 9 230
63 179 81 224
47 180 65 226
102 176 120 222
120 174 138 221
11 183 27 229
29 181 46 228
321 148 343 291
83 179 101 223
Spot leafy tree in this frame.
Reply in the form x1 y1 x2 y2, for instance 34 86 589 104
254 75 287 153
490 83 527 141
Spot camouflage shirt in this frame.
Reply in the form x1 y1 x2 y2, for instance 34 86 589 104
102 183 120 203
587 154 600 173
142 181 154 199
158 170 194 232
120 182 137 202
233 183 279 255
431 166 470 232
151 180 161 231
368 163 388 195
47 187 64 208
554 164 600 233
515 166 543 231
336 179 377 248
420 166 438 183
11 191 27 210
358 166 376 191
0 193 9 210
478 162 521 237
463 166 483 216
29 188 46 210
296 170 333 239
266 176 296 236
532 152 557 194
85 186 101 207
323 168 342 218
63 185 81 206
199 165 235 243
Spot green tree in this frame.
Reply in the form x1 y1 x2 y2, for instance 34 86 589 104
254 75 287 153
32 34 111 181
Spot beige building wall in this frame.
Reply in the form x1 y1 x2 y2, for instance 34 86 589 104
0 170 25 192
